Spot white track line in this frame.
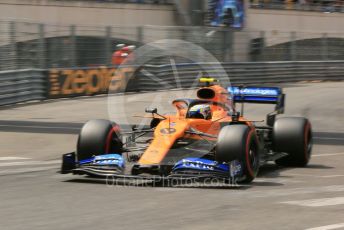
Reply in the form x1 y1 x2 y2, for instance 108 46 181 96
0 157 30 161
314 137 344 141
313 152 344 157
0 124 79 129
0 160 61 167
282 173 318 177
0 165 59 175
281 173 344 179
252 185 344 198
305 223 344 230
281 197 344 207
320 175 344 178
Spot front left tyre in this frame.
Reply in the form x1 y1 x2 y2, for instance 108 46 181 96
77 119 123 161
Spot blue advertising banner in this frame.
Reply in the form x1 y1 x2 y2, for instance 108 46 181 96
209 0 245 28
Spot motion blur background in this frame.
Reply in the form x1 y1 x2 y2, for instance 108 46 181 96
0 0 343 70
2 2 344 230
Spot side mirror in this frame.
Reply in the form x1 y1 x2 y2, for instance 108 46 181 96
150 118 161 129
145 107 157 114
131 125 138 131
267 114 276 127
231 111 240 122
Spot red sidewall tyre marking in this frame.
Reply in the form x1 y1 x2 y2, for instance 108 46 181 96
304 122 311 161
105 126 120 154
245 129 255 178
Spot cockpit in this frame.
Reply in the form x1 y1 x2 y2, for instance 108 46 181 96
172 99 230 120
187 104 212 120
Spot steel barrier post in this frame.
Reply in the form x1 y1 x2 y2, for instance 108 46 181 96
260 31 265 61
290 31 297 61
9 21 17 70
137 26 143 44
105 26 112 66
38 23 46 69
321 33 328 61
223 29 233 62
70 25 76 67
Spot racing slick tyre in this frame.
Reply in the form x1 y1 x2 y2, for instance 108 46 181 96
216 125 260 183
273 117 312 167
77 119 123 161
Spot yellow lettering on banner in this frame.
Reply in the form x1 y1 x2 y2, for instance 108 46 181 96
51 67 134 96
100 67 112 91
108 67 134 92
110 70 123 92
50 91 59 95
49 69 61 95
86 69 102 94
73 70 88 94
61 70 74 95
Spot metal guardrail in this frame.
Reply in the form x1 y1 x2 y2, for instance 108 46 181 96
1 61 344 106
0 69 46 106
137 61 344 91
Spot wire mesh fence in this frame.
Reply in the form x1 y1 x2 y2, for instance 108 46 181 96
0 20 344 70
250 0 344 13
0 21 16 70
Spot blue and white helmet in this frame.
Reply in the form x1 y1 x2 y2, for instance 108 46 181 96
188 104 212 120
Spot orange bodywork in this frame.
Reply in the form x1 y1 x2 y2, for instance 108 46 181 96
138 84 253 165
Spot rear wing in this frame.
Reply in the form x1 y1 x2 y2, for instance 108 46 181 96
228 86 285 114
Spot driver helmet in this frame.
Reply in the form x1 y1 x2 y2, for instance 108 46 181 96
121 46 130 52
116 44 125 50
127 45 136 51
188 104 212 120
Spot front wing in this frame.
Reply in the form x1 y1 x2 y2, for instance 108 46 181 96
62 153 244 185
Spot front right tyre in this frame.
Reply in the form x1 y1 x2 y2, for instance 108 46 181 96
216 125 260 183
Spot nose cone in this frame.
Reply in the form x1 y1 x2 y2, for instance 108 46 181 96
138 119 188 165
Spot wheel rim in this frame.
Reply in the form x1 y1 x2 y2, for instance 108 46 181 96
304 123 312 161
249 144 259 174
245 130 259 178
306 130 312 158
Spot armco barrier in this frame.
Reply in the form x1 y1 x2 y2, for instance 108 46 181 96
1 61 344 106
0 69 46 106
137 61 344 91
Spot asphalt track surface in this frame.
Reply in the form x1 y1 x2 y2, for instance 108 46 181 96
0 82 344 230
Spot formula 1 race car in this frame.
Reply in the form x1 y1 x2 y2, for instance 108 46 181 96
61 78 313 185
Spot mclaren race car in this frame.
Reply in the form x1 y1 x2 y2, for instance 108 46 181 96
61 78 313 185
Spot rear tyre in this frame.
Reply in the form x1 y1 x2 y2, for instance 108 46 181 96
216 125 260 183
274 117 312 167
77 119 123 161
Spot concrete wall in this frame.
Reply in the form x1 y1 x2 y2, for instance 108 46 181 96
226 6 344 61
246 8 344 34
0 0 177 27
